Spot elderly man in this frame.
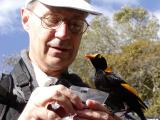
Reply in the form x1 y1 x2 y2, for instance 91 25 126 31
0 0 121 120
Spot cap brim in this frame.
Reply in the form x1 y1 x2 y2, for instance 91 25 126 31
25 0 102 15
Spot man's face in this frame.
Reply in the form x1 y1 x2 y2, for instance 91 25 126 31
22 2 87 75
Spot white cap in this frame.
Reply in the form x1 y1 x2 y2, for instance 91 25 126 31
25 0 102 15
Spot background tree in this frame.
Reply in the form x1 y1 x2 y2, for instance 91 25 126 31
103 40 160 117
0 54 20 73
81 15 120 54
113 6 160 44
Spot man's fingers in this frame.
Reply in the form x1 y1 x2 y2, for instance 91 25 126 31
77 109 111 120
29 87 56 106
18 105 61 120
29 85 84 115
30 85 82 106
85 99 109 112
77 109 121 120
48 90 75 114
77 99 122 120
53 85 84 109
32 107 61 120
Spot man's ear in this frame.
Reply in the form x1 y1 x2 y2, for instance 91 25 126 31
21 8 30 31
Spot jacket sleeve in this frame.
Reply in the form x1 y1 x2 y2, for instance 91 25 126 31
0 73 13 119
0 73 26 120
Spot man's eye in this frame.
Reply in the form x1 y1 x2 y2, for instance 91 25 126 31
71 20 83 27
43 16 61 27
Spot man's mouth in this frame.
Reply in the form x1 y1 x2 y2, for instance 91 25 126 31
47 41 72 53
51 46 71 52
48 45 72 54
57 46 68 50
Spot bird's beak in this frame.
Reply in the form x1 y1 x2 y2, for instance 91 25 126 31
85 54 97 59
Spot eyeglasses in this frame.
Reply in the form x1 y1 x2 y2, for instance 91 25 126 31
27 9 89 34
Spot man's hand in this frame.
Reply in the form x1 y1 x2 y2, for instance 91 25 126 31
18 85 121 120
18 85 84 120
76 99 122 120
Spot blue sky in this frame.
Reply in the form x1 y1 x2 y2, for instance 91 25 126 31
0 0 160 70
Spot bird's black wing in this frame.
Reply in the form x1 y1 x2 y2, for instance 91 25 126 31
95 71 148 120
106 72 148 120
94 70 126 112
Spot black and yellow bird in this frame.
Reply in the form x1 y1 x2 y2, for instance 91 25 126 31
85 53 148 120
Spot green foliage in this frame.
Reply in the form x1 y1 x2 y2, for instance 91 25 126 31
80 15 120 54
114 6 148 23
113 6 160 43
146 95 160 117
105 40 160 100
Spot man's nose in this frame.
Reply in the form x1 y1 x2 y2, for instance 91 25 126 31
55 22 71 40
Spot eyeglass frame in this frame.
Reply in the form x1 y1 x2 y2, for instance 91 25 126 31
26 8 89 34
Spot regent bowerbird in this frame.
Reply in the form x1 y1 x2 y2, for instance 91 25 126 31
85 53 148 120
